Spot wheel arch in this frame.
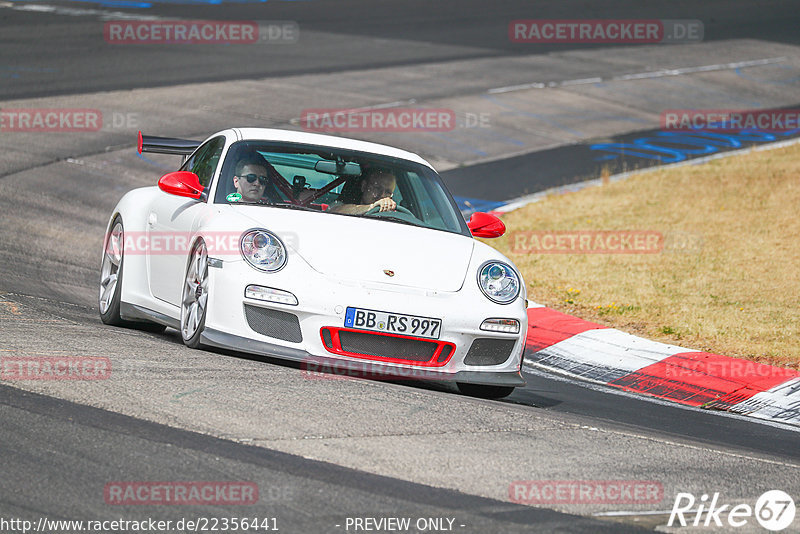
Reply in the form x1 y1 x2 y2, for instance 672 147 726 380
103 186 161 310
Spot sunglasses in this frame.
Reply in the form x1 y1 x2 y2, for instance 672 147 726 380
238 174 269 186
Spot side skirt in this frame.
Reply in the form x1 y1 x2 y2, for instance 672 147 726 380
120 302 180 329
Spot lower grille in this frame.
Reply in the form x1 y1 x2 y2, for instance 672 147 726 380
320 327 455 366
244 304 302 343
338 330 437 362
464 338 517 366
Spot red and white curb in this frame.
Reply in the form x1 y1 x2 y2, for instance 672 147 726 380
523 303 800 427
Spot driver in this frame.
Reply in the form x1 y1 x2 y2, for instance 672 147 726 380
232 156 270 203
330 168 396 215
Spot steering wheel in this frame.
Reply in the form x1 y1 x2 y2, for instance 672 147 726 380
364 204 414 217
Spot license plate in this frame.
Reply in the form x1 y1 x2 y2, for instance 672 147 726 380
344 307 442 339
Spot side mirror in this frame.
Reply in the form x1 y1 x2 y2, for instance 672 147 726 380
467 212 505 238
158 171 203 199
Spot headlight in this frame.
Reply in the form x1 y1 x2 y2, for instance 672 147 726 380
477 261 520 304
240 229 286 272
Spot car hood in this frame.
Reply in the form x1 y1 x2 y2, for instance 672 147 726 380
225 205 474 291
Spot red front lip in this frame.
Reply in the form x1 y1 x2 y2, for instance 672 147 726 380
320 327 455 367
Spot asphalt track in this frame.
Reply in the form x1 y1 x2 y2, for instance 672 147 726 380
0 384 634 533
1 1 800 532
3 0 799 100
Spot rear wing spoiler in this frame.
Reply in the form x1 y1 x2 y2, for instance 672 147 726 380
137 131 201 156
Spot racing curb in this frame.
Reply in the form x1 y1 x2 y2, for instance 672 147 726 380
523 303 800 427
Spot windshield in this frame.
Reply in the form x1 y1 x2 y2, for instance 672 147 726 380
214 140 470 236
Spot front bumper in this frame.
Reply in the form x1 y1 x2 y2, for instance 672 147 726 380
203 256 527 387
201 327 526 386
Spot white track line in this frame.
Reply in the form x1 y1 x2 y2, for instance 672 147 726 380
0 2 161 20
488 57 787 94
593 509 691 517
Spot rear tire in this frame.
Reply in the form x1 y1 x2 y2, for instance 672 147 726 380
99 216 166 334
99 217 125 326
457 383 515 399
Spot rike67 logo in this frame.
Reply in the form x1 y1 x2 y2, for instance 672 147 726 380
669 490 795 531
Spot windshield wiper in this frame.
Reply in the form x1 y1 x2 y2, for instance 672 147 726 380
259 202 317 211
368 215 421 227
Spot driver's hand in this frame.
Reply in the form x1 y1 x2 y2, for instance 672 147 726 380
370 197 396 212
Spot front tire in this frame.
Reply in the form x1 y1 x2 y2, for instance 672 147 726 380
457 383 515 399
180 239 209 349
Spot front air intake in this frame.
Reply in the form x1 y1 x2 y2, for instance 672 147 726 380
244 304 302 343
464 338 517 366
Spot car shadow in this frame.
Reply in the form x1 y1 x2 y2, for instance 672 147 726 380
144 327 562 403
148 327 471 396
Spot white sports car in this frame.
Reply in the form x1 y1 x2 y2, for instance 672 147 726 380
100 128 527 398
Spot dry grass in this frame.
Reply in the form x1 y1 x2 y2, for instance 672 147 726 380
487 143 800 368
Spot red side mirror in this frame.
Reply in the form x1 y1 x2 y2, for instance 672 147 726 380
158 171 203 199
468 212 505 238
